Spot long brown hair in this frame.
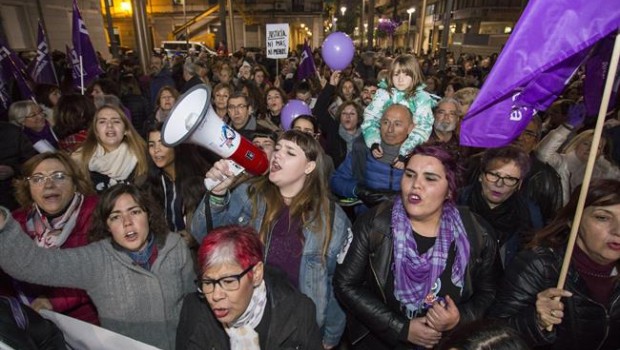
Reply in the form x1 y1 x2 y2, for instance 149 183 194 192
247 130 333 257
530 179 620 271
76 105 148 177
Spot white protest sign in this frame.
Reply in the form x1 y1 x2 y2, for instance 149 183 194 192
266 23 289 59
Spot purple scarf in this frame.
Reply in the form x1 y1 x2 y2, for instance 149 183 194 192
392 197 470 314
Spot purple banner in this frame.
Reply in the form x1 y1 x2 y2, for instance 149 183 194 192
0 39 34 100
72 0 103 89
460 0 620 148
584 33 618 117
30 21 57 85
297 40 316 81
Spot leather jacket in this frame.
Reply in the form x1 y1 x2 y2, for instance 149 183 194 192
489 247 620 350
334 200 501 348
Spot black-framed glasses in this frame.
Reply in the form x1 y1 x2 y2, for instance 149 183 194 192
227 104 248 112
26 172 71 187
483 171 520 187
195 264 255 294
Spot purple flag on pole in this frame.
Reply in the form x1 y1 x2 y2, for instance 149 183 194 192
584 33 619 117
72 0 103 89
0 39 34 100
30 21 57 85
66 45 81 88
297 40 317 81
459 0 620 148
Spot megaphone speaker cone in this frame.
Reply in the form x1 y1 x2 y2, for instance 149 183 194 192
161 84 211 147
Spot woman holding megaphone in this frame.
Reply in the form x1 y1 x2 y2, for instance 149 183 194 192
191 130 350 349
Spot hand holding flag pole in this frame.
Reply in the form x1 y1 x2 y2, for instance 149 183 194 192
546 31 620 332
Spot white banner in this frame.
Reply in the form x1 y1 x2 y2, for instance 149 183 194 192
266 23 289 59
39 310 162 350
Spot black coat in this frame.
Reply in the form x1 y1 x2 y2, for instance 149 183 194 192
313 84 348 168
0 122 37 210
176 270 323 350
334 200 501 349
0 297 66 350
489 247 620 350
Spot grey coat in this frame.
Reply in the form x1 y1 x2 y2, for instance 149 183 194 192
0 208 195 350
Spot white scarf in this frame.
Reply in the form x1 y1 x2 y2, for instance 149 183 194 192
88 143 137 181
225 280 267 350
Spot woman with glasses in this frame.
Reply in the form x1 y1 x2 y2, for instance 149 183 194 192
5 152 99 325
8 100 58 151
314 70 365 168
176 225 322 350
0 184 195 350
192 130 350 348
458 146 544 268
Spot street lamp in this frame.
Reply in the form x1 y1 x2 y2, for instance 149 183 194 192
340 6 347 17
407 7 415 52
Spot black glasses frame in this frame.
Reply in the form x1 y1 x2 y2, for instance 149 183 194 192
195 264 255 294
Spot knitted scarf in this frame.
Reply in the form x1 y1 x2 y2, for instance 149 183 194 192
126 234 157 270
25 193 84 248
88 143 137 182
225 280 267 350
392 197 470 314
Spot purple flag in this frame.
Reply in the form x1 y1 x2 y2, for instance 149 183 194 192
0 39 34 100
297 40 317 81
459 0 620 148
72 0 103 89
584 33 619 117
0 66 11 115
30 21 57 85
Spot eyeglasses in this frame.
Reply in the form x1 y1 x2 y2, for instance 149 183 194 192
483 171 520 187
435 109 458 117
195 264 255 294
25 110 45 119
26 172 71 186
227 104 248 112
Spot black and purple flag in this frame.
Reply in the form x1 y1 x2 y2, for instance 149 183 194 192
297 40 317 81
30 21 57 85
72 0 102 89
0 39 34 100
460 0 620 147
0 65 11 115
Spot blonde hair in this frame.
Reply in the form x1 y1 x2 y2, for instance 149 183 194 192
453 87 480 108
8 100 38 126
562 129 607 156
387 54 424 98
76 105 148 177
248 130 333 258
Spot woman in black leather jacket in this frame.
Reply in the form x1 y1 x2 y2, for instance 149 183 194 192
489 179 620 350
334 144 500 349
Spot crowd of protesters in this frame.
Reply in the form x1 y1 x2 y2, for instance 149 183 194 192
0 42 619 350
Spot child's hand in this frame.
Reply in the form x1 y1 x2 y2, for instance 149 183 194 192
371 144 383 159
393 160 405 169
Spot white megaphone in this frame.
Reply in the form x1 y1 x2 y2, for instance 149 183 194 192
161 84 269 190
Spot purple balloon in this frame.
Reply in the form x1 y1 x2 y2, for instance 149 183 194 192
321 32 355 71
281 100 312 130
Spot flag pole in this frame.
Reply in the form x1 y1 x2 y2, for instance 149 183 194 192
548 30 620 331
79 55 84 95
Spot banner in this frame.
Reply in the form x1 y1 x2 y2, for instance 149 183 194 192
39 310 161 350
72 0 103 89
0 65 11 115
459 0 620 147
297 40 316 80
266 23 289 59
30 21 58 85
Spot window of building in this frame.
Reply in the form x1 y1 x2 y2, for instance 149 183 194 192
0 5 33 50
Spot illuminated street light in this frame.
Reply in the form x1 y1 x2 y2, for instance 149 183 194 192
407 7 415 52
340 6 347 16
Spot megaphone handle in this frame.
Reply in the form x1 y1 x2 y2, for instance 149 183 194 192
204 159 246 191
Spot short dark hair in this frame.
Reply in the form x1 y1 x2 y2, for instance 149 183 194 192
480 146 531 179
408 143 463 203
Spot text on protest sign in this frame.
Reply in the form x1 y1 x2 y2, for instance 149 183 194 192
266 24 289 59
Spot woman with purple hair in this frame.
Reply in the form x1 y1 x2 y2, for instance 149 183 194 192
334 143 500 349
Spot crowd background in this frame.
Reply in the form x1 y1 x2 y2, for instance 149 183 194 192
0 39 619 350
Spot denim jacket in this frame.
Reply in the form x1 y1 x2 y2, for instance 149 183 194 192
191 182 349 347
